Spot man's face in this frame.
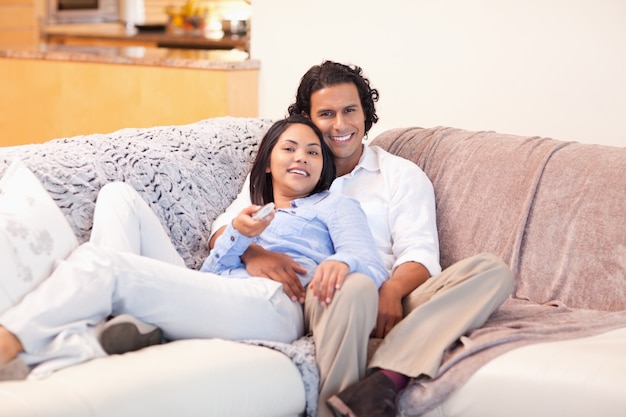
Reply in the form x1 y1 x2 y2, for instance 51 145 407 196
309 82 366 174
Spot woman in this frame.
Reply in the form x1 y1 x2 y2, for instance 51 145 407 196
0 114 386 380
201 115 386 295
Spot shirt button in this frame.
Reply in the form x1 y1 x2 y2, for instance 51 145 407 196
230 235 235 241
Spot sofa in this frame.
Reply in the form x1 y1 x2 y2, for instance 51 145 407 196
0 116 625 417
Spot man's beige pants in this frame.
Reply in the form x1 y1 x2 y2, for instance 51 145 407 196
307 253 514 417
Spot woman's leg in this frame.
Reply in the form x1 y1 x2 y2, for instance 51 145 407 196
0 243 303 372
90 182 184 353
90 182 185 267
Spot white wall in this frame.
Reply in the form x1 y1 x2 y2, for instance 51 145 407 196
250 0 626 147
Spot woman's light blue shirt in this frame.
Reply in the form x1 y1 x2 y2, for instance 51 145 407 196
200 190 388 288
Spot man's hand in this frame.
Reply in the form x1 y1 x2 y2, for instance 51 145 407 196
373 282 404 338
308 260 349 305
372 261 430 338
241 244 307 303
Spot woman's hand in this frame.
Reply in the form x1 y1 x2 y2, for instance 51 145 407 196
232 205 275 237
241 244 308 303
309 260 349 305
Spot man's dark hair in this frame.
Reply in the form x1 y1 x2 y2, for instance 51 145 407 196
287 61 379 134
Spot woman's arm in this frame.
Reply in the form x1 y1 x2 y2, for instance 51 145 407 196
209 175 307 302
201 205 270 274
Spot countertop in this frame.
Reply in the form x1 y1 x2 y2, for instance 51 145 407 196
0 43 259 70
42 22 249 51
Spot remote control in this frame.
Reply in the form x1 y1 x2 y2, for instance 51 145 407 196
252 202 275 220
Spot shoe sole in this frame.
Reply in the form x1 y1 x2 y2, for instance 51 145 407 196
326 395 357 417
0 358 30 381
100 322 163 355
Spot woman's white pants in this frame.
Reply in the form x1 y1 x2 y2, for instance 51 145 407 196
0 182 303 376
90 181 187 267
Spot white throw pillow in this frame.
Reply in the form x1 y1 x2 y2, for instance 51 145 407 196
0 158 78 314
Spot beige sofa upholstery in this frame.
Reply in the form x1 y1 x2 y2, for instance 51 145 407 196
371 127 626 417
1 119 625 417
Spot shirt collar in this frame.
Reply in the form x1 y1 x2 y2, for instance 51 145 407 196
290 190 331 207
344 145 380 178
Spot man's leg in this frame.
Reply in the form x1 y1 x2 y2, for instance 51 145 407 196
305 273 378 417
327 253 514 417
370 253 514 377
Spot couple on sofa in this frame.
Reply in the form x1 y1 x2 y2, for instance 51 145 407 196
0 61 514 417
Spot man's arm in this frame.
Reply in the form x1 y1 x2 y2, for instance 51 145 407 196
210 228 307 303
240 244 307 303
371 154 440 337
211 226 307 303
209 225 226 249
373 261 430 338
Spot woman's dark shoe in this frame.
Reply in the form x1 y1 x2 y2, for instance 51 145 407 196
98 314 163 355
0 357 30 381
326 371 399 417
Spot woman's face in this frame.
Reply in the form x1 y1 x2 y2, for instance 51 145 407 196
267 123 324 201
309 82 365 175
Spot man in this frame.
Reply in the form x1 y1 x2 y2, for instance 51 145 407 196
211 61 514 417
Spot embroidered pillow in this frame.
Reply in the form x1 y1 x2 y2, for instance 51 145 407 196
0 158 78 314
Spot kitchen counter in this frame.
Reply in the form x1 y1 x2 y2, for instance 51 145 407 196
42 22 249 51
0 43 259 70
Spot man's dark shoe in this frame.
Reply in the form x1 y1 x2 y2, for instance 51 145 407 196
98 314 163 355
326 371 398 417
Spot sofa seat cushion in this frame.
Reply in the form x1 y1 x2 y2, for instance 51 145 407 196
0 339 306 417
426 327 626 417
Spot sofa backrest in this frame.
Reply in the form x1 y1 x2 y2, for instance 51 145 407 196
371 127 626 311
0 117 273 270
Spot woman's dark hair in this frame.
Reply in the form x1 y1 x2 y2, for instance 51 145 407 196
287 61 380 134
249 114 336 205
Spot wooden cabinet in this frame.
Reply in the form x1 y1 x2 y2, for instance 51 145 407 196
0 0 37 48
0 0 42 48
0 49 258 146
